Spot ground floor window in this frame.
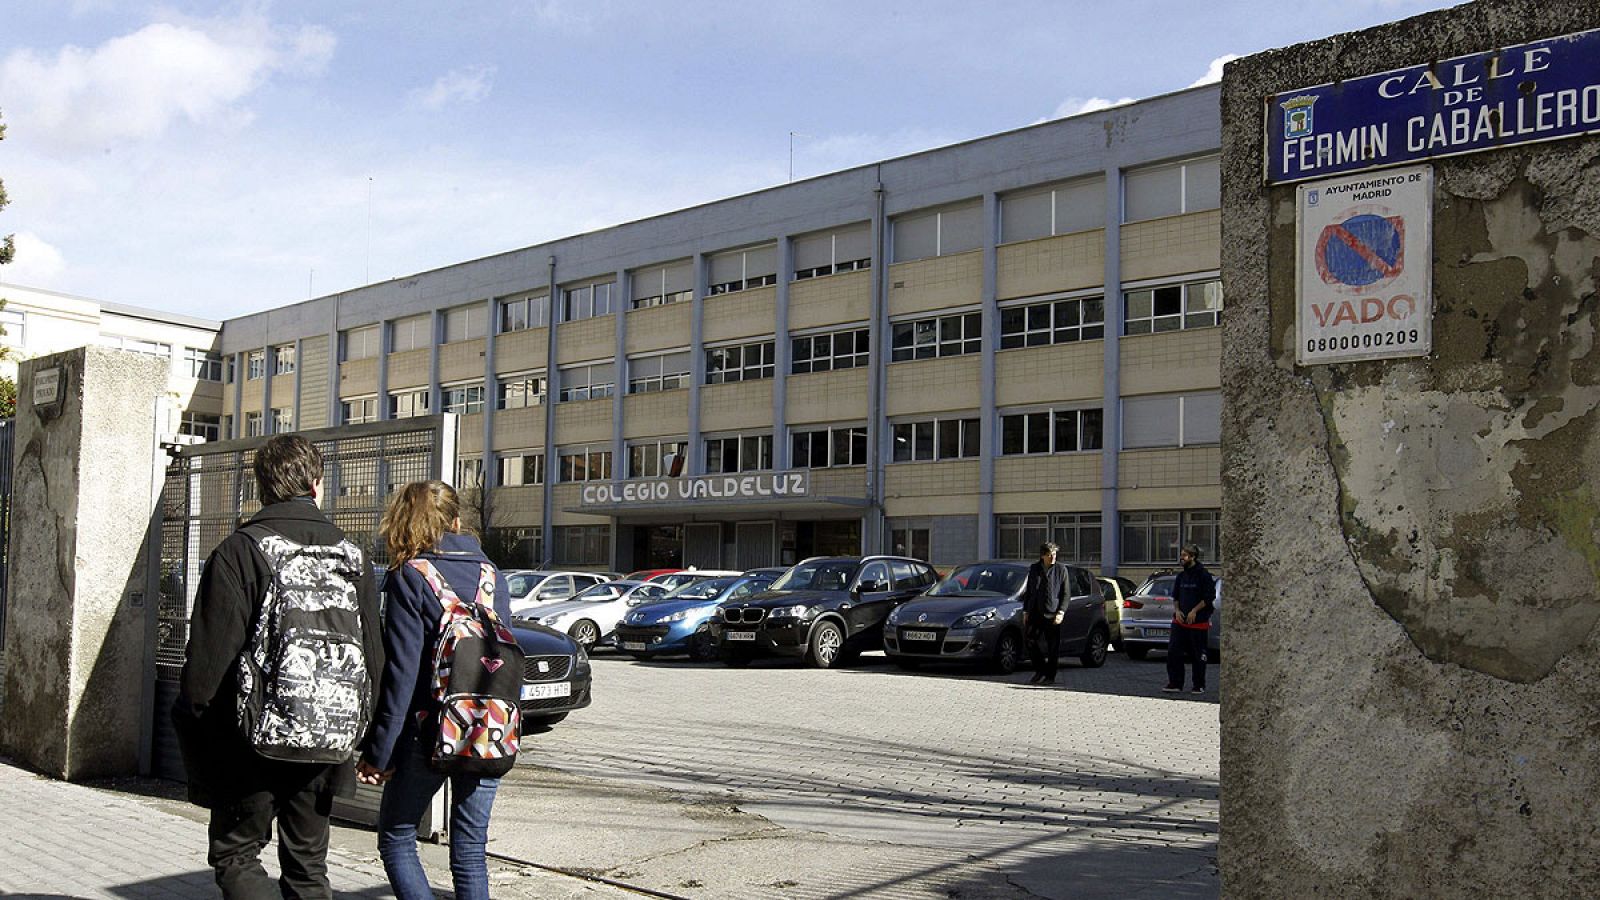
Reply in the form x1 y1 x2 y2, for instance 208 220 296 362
487 526 543 568
1120 509 1220 566
997 512 1101 566
887 526 930 562
556 525 611 566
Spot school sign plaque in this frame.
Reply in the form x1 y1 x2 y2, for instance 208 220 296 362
1266 28 1600 184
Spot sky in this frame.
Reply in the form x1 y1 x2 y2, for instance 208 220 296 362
0 0 1460 321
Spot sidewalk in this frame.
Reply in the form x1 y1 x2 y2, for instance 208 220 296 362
0 759 627 899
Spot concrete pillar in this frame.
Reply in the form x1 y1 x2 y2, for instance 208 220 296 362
1099 166 1123 575
976 192 999 560
0 347 168 779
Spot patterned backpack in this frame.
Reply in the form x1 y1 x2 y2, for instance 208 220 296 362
409 558 525 776
235 527 370 764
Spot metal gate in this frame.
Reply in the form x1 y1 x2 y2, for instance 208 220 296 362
151 416 456 784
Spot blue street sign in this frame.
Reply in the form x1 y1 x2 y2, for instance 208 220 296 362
1266 28 1600 184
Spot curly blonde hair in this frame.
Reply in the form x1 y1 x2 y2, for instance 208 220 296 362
380 480 463 567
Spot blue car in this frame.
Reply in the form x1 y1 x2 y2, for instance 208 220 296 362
614 569 784 661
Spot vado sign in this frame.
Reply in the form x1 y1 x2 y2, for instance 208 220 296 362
1296 164 1433 365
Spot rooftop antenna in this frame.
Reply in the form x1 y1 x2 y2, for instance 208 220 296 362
308 268 314 300
365 175 373 284
789 131 809 183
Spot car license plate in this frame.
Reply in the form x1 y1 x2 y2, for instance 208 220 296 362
726 631 756 642
1144 628 1170 639
621 641 647 651
520 681 572 701
901 630 938 641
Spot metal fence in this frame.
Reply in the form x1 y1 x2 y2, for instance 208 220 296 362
150 416 454 780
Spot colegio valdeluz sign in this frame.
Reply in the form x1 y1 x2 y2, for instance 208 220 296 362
1267 28 1600 183
580 471 810 507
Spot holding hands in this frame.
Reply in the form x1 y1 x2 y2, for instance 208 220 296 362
355 760 393 786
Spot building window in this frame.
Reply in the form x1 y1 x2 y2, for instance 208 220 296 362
562 281 616 322
791 328 869 374
708 244 778 295
389 314 432 353
1120 510 1220 566
272 345 296 376
442 382 486 415
444 304 489 342
341 324 380 361
631 261 694 309
98 335 172 356
246 350 266 380
890 312 981 362
997 513 1102 565
1001 407 1104 455
792 224 872 280
499 293 550 333
491 526 544 567
557 362 615 402
1124 278 1222 334
1121 392 1221 449
185 348 223 381
558 446 613 482
792 426 868 469
180 412 221 441
498 450 545 487
1000 177 1106 243
341 396 378 425
389 388 430 419
628 440 686 478
891 201 984 262
225 357 236 384
244 411 264 437
497 372 545 409
627 351 691 394
271 407 294 433
1123 155 1221 223
555 525 611 566
887 525 931 561
456 457 485 489
0 308 24 347
705 340 775 384
892 417 979 462
704 433 772 473
1000 294 1106 349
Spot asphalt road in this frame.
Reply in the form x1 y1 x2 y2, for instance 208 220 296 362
482 647 1220 899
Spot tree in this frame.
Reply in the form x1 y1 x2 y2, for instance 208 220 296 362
0 109 15 418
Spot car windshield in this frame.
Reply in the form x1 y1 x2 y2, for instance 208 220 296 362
771 560 858 592
662 577 738 601
506 573 544 596
927 564 1026 597
1136 576 1176 597
571 584 625 603
655 572 708 591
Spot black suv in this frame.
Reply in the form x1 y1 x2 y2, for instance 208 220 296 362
712 556 938 668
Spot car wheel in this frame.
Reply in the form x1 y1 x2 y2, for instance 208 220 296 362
990 630 1022 675
1206 646 1221 664
1080 627 1109 668
568 619 600 650
689 630 719 662
806 620 845 669
1124 645 1150 660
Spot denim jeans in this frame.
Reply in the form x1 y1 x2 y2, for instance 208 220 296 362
376 742 501 900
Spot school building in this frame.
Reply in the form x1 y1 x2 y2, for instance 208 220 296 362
216 83 1223 579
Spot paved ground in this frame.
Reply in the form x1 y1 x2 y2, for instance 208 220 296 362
0 649 1217 899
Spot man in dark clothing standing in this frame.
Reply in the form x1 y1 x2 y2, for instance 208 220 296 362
1164 543 1216 695
173 435 383 899
1023 541 1069 685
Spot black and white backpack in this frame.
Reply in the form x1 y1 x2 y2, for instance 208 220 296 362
234 525 370 763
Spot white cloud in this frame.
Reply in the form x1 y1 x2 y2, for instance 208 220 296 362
1189 53 1243 87
412 65 496 111
1046 96 1136 121
1 232 66 283
0 14 334 153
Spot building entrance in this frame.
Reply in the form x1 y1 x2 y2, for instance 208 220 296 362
798 520 862 558
633 525 684 569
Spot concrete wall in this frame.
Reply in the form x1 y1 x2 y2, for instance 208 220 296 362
0 348 168 779
1219 2 1600 896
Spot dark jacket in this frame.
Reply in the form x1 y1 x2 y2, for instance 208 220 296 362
1172 562 1216 629
1024 561 1070 618
172 498 383 806
361 532 511 772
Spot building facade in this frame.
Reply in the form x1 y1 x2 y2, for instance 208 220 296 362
0 282 224 440
218 84 1222 579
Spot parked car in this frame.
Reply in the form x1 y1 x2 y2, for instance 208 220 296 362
624 568 683 582
1096 575 1139 649
711 556 938 668
505 570 609 618
652 568 743 592
531 579 672 649
508 619 594 728
614 569 783 661
1118 573 1223 661
884 561 1109 674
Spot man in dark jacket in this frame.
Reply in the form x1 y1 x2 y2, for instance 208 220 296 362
1164 543 1216 694
1023 542 1069 685
173 435 383 899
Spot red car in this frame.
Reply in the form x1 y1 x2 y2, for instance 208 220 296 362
624 568 684 582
